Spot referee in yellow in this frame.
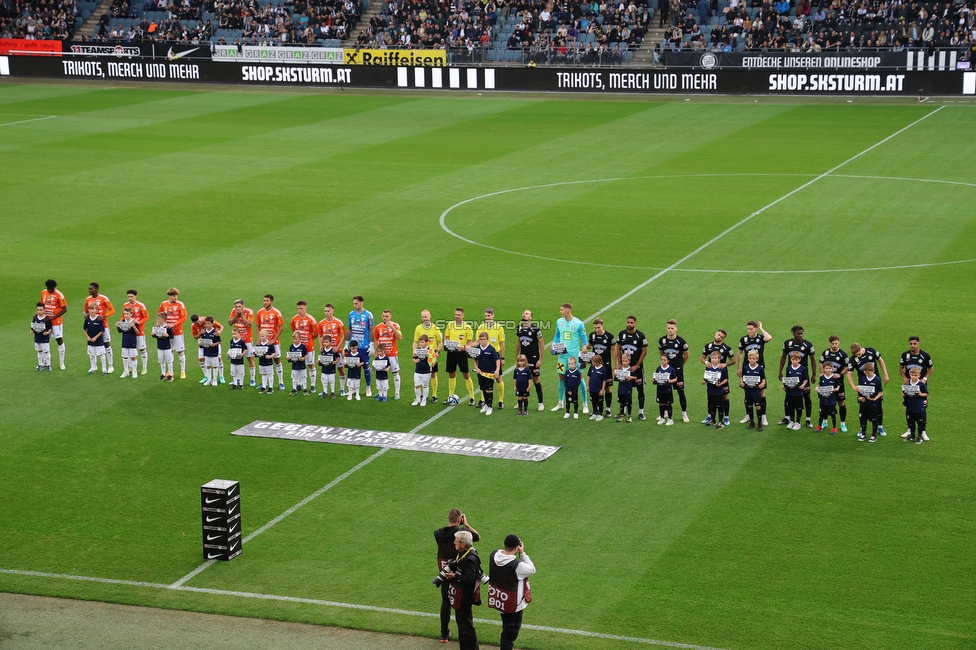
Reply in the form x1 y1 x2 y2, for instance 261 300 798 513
444 307 476 406
414 309 444 402
476 308 506 409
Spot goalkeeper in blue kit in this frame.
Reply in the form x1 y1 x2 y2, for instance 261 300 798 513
550 303 589 414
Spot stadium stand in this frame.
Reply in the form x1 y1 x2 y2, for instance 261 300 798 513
355 0 655 65
73 0 360 44
0 0 96 39
657 0 975 53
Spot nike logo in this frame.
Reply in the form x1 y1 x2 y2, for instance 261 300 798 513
167 47 199 60
230 541 239 551
229 522 239 533
206 534 222 541
226 485 237 496
205 516 221 522
207 553 222 559
228 504 238 515
205 497 220 504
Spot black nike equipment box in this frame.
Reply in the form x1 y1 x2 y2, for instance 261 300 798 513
201 479 242 561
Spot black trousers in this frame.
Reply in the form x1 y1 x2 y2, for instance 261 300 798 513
455 603 479 650
440 582 452 636
500 610 524 650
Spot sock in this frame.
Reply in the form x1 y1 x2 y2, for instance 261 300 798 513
558 378 565 402
309 366 316 389
660 405 666 418
464 377 475 400
678 389 687 411
747 405 754 422
58 343 65 365
415 386 422 401
580 382 588 407
534 381 543 403
422 384 429 400
89 354 97 371
276 362 284 385
605 391 613 410
100 355 108 371
839 403 847 422
179 353 186 375
484 390 493 409
140 349 148 371
219 359 224 379
249 366 256 383
394 373 401 397
497 381 504 404
106 348 114 368
430 374 438 398
365 367 372 389
340 375 347 392
724 400 730 418
448 376 457 396
131 359 139 375
199 359 206 375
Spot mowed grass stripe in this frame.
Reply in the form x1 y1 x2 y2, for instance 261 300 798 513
0 96 528 243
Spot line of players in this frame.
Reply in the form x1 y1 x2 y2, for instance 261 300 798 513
32 280 933 441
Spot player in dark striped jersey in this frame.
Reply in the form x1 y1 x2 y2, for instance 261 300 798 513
819 335 850 433
701 329 735 426
736 320 772 426
777 325 816 428
587 318 616 417
515 310 545 411
899 335 933 439
899 335 933 383
846 342 890 436
658 319 690 422
616 316 649 421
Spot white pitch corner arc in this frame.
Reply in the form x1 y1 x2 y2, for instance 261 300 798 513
439 172 976 275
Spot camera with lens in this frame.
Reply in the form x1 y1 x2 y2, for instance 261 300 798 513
432 560 457 587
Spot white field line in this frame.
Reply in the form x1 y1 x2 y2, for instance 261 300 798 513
580 105 946 323
170 401 460 588
438 173 813 270
0 114 57 127
0 568 728 650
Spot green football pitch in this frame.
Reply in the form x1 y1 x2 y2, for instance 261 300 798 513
1 82 975 650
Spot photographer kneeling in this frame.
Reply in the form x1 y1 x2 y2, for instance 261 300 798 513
444 530 482 650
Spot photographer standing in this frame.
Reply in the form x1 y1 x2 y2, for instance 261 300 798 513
488 535 536 650
434 510 480 643
444 530 482 650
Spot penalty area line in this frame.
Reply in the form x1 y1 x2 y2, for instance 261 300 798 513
0 568 727 650
0 115 57 127
170 400 460 589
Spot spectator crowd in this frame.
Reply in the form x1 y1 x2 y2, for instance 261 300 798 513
1 0 78 39
660 0 976 53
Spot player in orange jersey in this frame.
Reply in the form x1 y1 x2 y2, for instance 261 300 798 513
84 282 116 373
41 279 68 370
158 287 188 378
373 309 403 400
291 300 318 392
228 298 256 387
317 303 346 396
256 293 285 391
125 289 150 375
191 314 225 384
